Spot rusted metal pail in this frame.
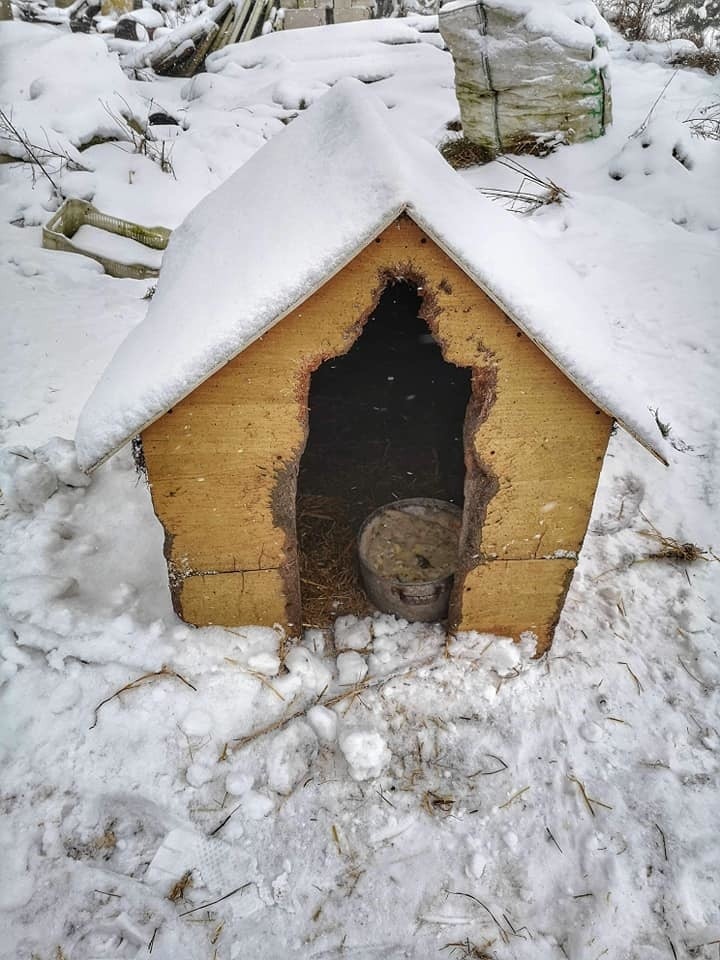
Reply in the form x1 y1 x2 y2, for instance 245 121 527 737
358 498 462 623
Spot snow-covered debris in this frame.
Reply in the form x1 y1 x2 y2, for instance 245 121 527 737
339 727 391 781
266 720 318 795
35 437 91 488
0 23 144 161
76 78 667 471
0 445 58 511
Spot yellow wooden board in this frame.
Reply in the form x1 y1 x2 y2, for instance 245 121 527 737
456 557 577 655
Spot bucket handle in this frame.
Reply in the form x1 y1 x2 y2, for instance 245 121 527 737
391 584 445 605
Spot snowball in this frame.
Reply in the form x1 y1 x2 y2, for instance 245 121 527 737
307 705 338 743
580 721 604 743
243 790 275 820
339 728 391 782
248 652 280 676
186 762 214 787
35 437 90 488
284 646 331 695
226 771 254 797
334 615 372 651
336 651 368 686
0 446 58 512
371 614 407 638
180 709 213 737
266 721 318 795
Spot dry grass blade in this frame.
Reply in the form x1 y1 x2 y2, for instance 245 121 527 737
90 666 196 729
568 775 613 817
635 512 715 564
178 883 251 917
423 790 456 816
482 156 569 214
498 786 530 809
442 938 496 959
167 870 193 903
468 754 508 777
447 892 512 945
224 658 285 701
618 661 644 694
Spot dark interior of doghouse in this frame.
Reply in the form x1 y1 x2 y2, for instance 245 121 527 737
296 278 472 626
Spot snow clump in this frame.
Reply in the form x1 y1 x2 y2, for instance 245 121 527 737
336 650 368 686
0 446 58 512
306 705 338 743
284 646 331 694
334 614 372 651
266 721 318 795
339 728 391 782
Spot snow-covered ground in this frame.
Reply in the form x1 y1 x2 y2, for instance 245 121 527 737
1 13 719 960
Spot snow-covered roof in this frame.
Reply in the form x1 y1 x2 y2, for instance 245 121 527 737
75 78 667 470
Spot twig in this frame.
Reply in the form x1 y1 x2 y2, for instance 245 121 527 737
630 72 678 139
148 927 158 954
229 651 444 749
90 666 196 729
179 883 251 917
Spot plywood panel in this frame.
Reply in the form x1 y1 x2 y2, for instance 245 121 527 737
458 558 576 655
178 570 289 627
143 214 612 645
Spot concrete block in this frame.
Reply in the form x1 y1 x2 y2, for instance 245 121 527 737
283 7 327 28
333 6 372 22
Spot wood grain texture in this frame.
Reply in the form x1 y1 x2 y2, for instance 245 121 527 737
142 214 612 644
457 558 577 655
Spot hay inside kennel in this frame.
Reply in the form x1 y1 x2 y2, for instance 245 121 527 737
296 494 370 628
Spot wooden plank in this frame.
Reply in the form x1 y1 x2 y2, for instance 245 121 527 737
456 557 577 655
177 569 292 628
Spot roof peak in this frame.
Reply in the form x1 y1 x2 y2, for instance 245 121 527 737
75 80 666 470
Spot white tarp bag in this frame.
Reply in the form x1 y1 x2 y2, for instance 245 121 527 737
439 0 612 157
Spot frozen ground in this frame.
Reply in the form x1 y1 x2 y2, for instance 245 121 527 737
1 14 719 960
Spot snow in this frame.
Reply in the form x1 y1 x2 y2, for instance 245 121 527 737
76 76 669 471
441 0 611 51
71 223 165 270
336 649 369 685
338 727 392 781
1 12 719 960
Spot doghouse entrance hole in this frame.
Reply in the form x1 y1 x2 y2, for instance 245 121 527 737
297 278 472 626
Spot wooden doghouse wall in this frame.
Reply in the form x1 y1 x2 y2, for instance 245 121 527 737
141 216 612 651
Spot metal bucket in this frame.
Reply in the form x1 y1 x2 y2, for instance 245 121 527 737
357 498 462 623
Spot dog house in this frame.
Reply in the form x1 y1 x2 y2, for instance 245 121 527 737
75 80 665 654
